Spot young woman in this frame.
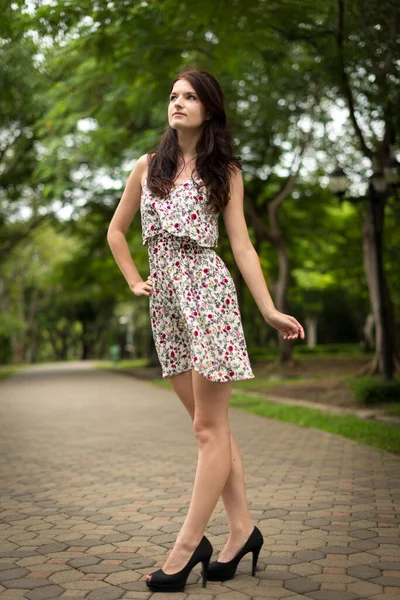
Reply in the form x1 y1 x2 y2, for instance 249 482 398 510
107 67 305 593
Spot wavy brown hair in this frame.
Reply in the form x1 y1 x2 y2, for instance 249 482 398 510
146 67 242 215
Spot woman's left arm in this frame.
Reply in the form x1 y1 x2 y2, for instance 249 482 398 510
222 167 305 341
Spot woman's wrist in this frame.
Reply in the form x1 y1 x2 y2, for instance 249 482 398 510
263 307 277 322
129 278 143 290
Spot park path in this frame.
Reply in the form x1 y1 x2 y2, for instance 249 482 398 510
0 361 399 600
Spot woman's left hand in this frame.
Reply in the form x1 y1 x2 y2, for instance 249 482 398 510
264 309 305 340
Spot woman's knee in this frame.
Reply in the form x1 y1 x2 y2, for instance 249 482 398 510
193 418 230 444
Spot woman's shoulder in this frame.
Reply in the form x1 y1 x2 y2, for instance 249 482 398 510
138 152 156 187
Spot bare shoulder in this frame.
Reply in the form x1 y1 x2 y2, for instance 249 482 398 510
138 152 156 187
134 153 150 187
225 164 244 207
107 153 152 236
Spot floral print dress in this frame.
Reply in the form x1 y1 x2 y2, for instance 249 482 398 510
140 176 255 383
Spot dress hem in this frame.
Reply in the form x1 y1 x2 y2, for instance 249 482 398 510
162 364 255 383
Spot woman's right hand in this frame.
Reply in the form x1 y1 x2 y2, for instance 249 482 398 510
131 275 153 296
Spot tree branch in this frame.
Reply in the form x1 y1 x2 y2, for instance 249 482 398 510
336 0 373 159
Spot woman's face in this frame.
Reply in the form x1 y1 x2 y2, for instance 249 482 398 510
168 78 210 131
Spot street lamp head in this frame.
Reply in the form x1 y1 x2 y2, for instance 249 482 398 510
329 167 348 197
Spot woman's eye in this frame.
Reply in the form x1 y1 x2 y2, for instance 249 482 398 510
170 94 196 101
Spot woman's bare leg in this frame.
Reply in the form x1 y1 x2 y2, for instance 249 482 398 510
163 369 254 570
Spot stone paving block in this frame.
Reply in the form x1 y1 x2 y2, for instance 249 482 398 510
320 583 346 590
249 589 294 598
25 584 65 599
220 577 259 590
210 592 249 600
368 592 396 600
347 551 383 565
0 550 40 559
67 557 101 569
265 564 289 572
347 580 384 596
66 540 104 548
376 537 400 546
373 561 400 571
80 565 126 575
284 576 320 593
293 550 325 561
37 543 68 555
347 565 382 579
122 558 155 570
264 557 301 566
104 570 142 585
49 570 85 584
2 578 53 590
0 567 30 581
0 562 18 571
289 562 322 576
370 575 400 586
257 570 297 581
62 581 110 591
86 586 125 600
350 529 378 539
86 545 116 556
312 573 358 585
0 590 29 599
318 546 359 555
306 591 359 600
349 539 379 550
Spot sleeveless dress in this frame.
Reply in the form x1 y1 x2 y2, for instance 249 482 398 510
140 175 255 383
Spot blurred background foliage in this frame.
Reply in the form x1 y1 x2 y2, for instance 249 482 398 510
1 0 399 396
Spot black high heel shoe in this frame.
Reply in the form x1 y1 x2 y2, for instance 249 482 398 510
145 535 213 593
204 526 264 581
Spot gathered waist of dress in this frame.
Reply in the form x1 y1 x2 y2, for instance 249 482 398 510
145 229 217 249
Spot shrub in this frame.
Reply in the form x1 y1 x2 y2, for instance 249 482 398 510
348 376 400 405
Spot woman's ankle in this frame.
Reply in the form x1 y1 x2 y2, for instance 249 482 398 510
229 521 254 536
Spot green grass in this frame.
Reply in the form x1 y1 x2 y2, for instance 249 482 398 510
231 376 315 392
95 358 150 370
382 403 400 417
0 366 25 381
229 393 400 456
151 379 400 456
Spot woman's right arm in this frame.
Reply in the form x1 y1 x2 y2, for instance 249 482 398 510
107 153 153 297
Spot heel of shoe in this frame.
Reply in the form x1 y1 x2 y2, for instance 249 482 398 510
201 555 211 588
251 546 262 576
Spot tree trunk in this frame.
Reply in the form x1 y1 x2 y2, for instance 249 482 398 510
11 286 25 364
362 313 375 351
306 316 318 348
360 198 399 375
11 336 25 364
25 287 39 363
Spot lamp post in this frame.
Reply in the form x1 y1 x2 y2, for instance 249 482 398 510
329 162 399 381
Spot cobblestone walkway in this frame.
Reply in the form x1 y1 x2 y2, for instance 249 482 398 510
0 362 399 600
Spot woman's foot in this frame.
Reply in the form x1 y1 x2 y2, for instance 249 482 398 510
159 536 204 575
217 525 255 563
